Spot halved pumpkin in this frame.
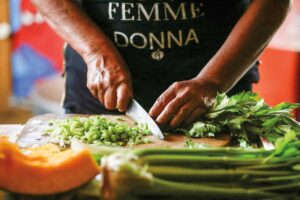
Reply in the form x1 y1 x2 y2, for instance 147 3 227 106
0 137 99 195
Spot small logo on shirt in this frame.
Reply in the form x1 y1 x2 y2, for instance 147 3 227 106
151 49 164 61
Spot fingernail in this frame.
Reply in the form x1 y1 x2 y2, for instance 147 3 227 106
149 108 153 114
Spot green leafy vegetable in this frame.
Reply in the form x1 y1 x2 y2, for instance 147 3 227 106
263 130 298 163
177 92 300 143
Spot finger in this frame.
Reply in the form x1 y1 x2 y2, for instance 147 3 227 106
97 87 105 105
156 95 190 126
87 81 97 97
117 83 132 112
169 100 198 128
149 88 176 119
185 106 207 124
89 85 98 98
104 87 117 110
96 82 105 105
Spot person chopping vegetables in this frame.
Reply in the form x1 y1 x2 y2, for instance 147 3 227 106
31 0 291 129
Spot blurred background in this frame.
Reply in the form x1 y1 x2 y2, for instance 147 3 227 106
0 0 299 124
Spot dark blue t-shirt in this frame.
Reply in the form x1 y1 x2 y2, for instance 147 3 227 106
64 0 259 114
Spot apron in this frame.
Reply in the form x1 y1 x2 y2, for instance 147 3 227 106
64 0 259 114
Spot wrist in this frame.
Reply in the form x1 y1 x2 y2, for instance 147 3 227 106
82 42 115 64
193 75 225 94
79 31 118 62
84 47 131 78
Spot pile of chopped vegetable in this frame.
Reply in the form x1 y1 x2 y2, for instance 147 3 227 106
92 130 300 200
45 116 151 146
178 92 300 143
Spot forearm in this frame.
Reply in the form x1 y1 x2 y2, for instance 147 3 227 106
32 0 132 111
197 0 292 92
31 0 116 62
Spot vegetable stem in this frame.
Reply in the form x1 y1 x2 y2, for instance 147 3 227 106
134 177 278 199
133 147 272 157
139 155 265 167
148 166 296 182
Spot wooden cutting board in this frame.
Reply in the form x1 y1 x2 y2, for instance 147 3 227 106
16 114 231 148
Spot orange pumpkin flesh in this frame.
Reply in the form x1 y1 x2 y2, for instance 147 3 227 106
0 137 99 195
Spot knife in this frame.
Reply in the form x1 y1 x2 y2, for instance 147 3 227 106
126 99 164 140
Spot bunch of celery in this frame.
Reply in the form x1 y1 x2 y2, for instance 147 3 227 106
178 92 300 143
98 131 300 200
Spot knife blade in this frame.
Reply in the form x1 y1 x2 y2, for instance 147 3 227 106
126 99 164 139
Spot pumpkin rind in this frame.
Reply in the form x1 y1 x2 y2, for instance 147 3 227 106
0 137 99 195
